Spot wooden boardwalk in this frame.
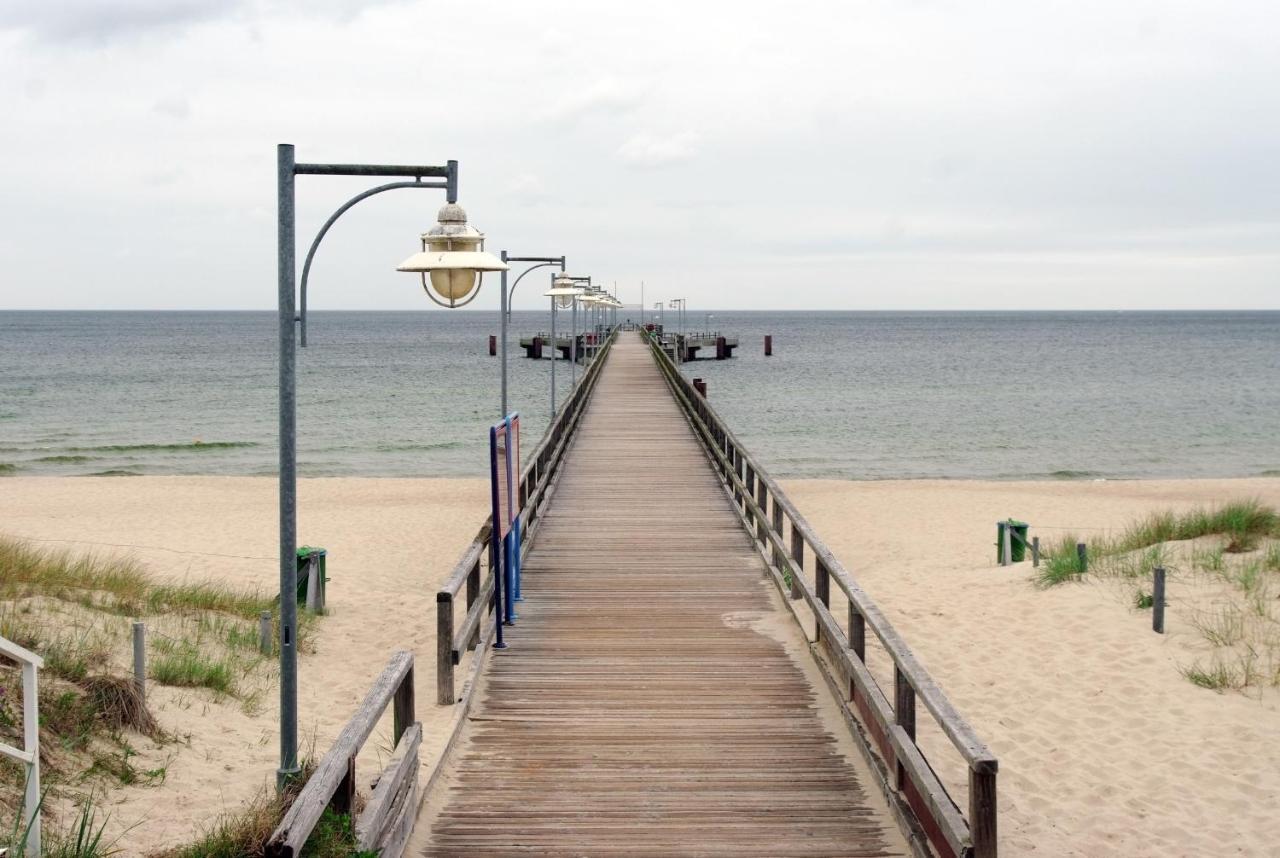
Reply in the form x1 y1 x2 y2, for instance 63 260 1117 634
422 336 905 857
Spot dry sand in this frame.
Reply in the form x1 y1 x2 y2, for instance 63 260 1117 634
782 477 1280 858
3 475 1279 856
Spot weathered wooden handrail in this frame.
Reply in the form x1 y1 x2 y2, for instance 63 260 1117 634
0 635 43 857
268 650 418 858
645 330 997 858
436 328 619 704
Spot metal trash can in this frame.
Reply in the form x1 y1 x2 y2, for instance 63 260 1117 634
296 546 327 610
996 521 1029 563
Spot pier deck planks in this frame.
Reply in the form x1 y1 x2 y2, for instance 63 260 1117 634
422 336 902 857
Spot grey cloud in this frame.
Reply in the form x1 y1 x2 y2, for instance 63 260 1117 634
0 0 242 43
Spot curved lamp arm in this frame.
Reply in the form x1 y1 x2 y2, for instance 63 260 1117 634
507 261 563 318
299 180 440 347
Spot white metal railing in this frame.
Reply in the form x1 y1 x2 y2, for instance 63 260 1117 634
1 635 43 856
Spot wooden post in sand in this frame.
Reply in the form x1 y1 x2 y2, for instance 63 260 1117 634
1077 542 1088 573
1000 523 1011 567
1153 567 1166 633
260 611 272 655
132 621 146 700
1032 535 1040 567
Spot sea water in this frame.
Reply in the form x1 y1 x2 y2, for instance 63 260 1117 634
1 311 1276 481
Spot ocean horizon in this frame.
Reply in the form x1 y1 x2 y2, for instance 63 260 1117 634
2 309 1277 481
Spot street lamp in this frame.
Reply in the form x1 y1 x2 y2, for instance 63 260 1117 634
560 275 593 388
544 275 584 416
276 144 505 787
668 298 687 362
490 254 565 418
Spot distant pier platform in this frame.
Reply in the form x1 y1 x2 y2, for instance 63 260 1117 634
520 327 738 361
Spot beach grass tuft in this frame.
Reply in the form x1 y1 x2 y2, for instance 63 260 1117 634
150 645 236 696
1033 534 1086 587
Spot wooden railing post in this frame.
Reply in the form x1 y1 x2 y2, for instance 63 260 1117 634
894 667 916 790
393 665 415 744
756 482 769 544
789 523 804 600
744 463 756 526
332 755 356 815
436 593 454 705
849 604 866 662
815 557 830 642
465 556 481 651
970 764 998 858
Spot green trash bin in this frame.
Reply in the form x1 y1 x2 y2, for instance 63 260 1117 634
296 546 327 610
996 521 1030 564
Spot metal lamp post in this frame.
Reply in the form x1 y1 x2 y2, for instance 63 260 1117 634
276 144 506 786
561 275 593 384
545 276 584 415
499 254 566 418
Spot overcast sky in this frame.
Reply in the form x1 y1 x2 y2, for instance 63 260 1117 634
2 0 1277 311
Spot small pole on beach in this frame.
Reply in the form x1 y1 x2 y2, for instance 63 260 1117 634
1032 535 1040 567
1077 542 1088 573
260 611 273 655
1000 523 1011 567
132 621 146 700
765 335 773 356
1153 566 1166 634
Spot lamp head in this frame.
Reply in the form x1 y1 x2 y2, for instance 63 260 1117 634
395 202 508 308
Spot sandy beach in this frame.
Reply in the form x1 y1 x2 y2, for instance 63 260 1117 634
3 475 1279 856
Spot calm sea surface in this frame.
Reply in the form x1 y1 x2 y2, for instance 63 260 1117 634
1 311 1277 481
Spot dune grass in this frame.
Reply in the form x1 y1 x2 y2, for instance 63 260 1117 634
0 538 272 621
1034 499 1279 589
1029 500 1280 694
2 536 318 820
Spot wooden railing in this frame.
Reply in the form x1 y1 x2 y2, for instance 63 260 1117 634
268 651 419 858
1 635 43 856
645 330 998 858
435 328 619 704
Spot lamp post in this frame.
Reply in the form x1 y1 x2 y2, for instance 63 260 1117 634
544 275 584 416
561 275 593 383
277 144 506 786
499 253 565 418
668 298 687 362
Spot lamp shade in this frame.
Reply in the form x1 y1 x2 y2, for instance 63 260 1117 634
396 203 507 308
545 286 584 310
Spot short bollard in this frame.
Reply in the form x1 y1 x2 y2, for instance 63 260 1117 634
1077 542 1088 573
1000 523 1012 567
259 611 273 655
488 334 496 356
1153 566 1166 634
132 621 146 700
1032 535 1040 567
764 335 773 356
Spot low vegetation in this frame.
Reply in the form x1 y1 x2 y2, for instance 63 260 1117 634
1 536 318 847
1030 499 1280 694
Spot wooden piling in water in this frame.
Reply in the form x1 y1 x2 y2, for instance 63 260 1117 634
764 334 773 356
488 335 496 356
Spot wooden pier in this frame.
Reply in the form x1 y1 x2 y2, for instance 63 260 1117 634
420 334 998 857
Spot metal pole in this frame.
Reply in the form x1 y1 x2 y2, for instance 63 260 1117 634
549 292 557 416
571 298 578 387
276 142 300 786
500 251 509 418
